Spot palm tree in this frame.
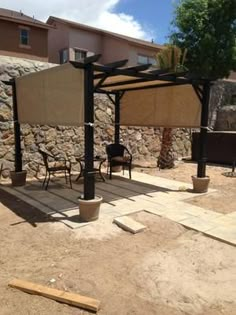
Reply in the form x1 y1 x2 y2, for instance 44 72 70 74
156 45 187 169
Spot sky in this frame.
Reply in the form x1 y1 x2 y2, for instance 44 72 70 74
0 0 178 44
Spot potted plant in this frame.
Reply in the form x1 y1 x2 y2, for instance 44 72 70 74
10 169 27 186
78 195 103 222
191 175 210 193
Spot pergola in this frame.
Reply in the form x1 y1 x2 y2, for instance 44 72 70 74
4 54 211 200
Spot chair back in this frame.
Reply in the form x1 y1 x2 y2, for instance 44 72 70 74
106 144 126 159
39 149 49 170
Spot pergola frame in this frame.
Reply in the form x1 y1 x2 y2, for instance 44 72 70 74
3 54 212 200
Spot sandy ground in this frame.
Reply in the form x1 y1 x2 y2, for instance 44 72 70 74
138 161 236 214
0 161 236 315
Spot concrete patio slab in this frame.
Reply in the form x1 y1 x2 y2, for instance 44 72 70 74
1 171 236 246
205 226 236 246
179 216 219 233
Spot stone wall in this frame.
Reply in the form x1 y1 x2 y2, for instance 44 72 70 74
0 56 192 177
209 80 236 130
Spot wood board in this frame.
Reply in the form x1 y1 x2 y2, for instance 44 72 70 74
8 279 100 312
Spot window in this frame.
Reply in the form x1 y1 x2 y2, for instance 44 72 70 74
20 28 29 46
138 55 148 65
138 54 157 66
59 48 69 64
74 49 87 61
148 57 157 66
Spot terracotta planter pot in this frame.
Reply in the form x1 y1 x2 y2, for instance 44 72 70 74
192 175 210 193
78 195 103 222
10 170 27 186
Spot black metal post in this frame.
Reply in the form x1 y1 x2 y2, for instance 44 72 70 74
84 63 95 200
114 93 120 144
197 81 210 178
12 79 22 172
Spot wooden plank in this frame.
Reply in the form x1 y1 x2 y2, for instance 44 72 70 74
8 279 100 312
113 216 146 234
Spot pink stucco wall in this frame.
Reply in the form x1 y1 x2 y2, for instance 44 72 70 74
102 36 130 64
48 21 69 63
69 27 103 58
48 20 161 65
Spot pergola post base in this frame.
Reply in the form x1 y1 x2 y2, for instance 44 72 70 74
78 195 103 221
192 175 210 193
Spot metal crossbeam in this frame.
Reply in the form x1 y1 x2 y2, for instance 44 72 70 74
97 76 190 90
125 64 152 72
193 85 203 102
93 64 155 80
106 80 191 93
104 59 128 68
70 54 101 69
148 68 170 75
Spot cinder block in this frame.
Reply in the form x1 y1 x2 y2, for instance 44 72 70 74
113 216 146 234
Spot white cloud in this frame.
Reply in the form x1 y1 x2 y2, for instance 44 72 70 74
0 0 153 40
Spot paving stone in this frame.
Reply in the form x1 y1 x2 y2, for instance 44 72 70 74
163 210 194 222
225 212 236 219
0 173 223 233
179 216 218 232
113 216 146 234
211 216 236 226
144 207 167 216
99 211 121 219
205 227 236 246
183 205 223 219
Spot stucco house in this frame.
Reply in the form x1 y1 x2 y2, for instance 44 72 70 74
0 8 51 61
47 16 163 65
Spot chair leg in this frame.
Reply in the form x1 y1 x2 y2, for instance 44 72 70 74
232 160 235 173
42 171 47 188
65 170 68 183
109 164 112 179
68 170 72 189
45 172 51 190
129 165 131 179
123 165 125 175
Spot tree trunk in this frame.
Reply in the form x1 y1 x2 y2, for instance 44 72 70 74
158 128 175 169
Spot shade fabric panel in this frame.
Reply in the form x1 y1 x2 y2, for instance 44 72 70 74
16 63 84 126
120 85 201 128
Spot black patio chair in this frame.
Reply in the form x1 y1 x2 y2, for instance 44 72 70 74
106 143 132 179
39 149 72 190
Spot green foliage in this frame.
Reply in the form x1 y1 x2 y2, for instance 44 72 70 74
170 0 236 79
156 44 188 72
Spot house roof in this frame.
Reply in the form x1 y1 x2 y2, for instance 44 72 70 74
0 8 52 29
47 16 163 51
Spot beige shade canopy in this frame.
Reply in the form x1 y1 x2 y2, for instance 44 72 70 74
119 84 201 127
16 63 84 126
15 62 201 128
95 71 201 128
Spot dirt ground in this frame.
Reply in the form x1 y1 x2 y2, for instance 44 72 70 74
0 161 236 315
138 160 236 214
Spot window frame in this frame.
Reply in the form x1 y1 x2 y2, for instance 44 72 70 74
74 48 87 61
19 26 30 48
59 48 69 64
137 54 157 66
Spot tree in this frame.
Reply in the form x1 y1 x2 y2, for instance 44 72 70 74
156 45 187 169
171 0 236 80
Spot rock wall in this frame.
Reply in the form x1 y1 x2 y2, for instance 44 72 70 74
209 80 236 130
0 56 192 177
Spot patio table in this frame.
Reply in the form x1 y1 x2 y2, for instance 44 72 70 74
75 156 106 182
